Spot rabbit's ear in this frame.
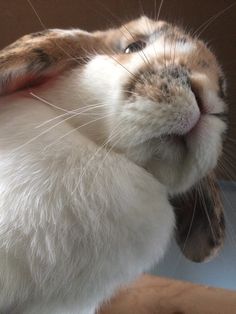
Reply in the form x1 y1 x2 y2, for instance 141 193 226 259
171 173 225 263
0 29 111 96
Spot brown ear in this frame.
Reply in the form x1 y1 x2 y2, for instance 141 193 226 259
0 29 112 96
171 173 225 263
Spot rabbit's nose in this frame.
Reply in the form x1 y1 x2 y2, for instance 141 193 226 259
160 66 201 135
163 65 204 116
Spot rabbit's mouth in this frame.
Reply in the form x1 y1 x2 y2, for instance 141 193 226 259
142 113 227 193
150 111 226 157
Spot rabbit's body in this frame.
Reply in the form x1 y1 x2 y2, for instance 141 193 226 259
0 17 227 313
0 88 173 313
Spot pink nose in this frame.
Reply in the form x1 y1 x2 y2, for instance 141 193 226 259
173 85 202 136
177 109 201 135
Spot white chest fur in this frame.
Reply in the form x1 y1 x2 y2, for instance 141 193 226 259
0 72 174 313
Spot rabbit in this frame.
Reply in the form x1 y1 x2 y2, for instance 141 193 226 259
0 16 227 314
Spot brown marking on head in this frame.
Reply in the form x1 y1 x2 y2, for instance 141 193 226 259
0 28 114 95
0 16 226 101
123 63 191 105
107 18 226 118
29 30 51 38
198 60 210 68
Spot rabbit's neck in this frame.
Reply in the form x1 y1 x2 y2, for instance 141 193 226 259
32 55 127 150
31 68 115 146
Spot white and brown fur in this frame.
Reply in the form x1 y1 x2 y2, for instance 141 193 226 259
0 16 227 313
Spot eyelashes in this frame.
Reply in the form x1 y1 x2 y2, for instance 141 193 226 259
124 40 146 54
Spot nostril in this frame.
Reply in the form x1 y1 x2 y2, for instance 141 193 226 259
190 81 205 113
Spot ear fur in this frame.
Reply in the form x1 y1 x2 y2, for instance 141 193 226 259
0 29 112 95
171 173 225 263
0 16 157 96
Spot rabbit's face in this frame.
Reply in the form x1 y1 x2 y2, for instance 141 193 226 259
0 17 227 262
82 17 227 193
0 17 227 194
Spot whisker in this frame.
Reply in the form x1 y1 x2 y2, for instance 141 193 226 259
26 0 84 66
95 0 152 68
30 92 75 114
193 2 236 38
43 112 115 151
38 105 110 128
11 101 112 154
86 127 133 194
108 54 140 80
36 102 110 129
198 183 218 243
72 121 124 195
122 25 151 68
157 0 165 22
218 160 236 186
27 0 45 30
180 191 198 254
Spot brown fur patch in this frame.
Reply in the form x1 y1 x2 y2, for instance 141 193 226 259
123 64 191 105
0 29 113 94
172 173 225 263
0 16 225 99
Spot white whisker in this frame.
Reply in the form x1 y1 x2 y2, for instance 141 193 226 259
43 112 115 151
72 121 124 195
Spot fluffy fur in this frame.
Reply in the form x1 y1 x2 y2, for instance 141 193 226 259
0 16 227 313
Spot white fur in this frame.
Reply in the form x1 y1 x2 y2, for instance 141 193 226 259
0 94 173 313
0 19 226 313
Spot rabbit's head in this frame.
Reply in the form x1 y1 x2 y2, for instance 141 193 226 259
0 17 227 194
81 16 227 194
91 17 228 263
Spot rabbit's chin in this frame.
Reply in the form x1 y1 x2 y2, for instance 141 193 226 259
121 115 226 194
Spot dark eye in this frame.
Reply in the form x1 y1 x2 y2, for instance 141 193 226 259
124 40 146 53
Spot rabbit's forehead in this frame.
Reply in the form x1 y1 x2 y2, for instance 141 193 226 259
113 19 223 90
119 17 187 43
117 19 217 65
120 17 165 38
115 36 220 78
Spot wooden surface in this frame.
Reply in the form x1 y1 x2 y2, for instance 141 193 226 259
0 0 235 179
99 275 236 314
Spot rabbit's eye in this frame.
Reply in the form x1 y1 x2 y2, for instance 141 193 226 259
124 40 146 53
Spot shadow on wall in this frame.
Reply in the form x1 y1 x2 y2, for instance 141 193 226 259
151 181 236 290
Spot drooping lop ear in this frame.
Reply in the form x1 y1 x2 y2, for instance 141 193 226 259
171 173 225 263
0 18 158 96
0 28 113 96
